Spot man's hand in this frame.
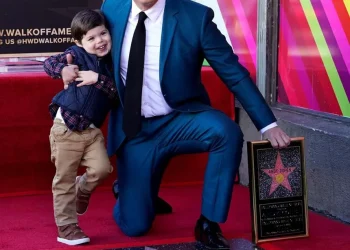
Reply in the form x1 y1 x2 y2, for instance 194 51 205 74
263 127 291 149
76 71 99 87
61 54 78 89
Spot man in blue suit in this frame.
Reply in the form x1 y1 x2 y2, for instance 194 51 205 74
62 0 291 248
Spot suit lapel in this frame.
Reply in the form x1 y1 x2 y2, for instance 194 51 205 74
159 0 179 83
112 0 132 104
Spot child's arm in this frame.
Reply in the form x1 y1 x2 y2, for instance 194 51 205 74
76 71 119 101
95 75 119 101
43 49 77 79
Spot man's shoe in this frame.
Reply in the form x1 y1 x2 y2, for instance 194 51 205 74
76 176 91 215
194 217 230 249
155 195 173 214
57 223 90 246
112 180 172 214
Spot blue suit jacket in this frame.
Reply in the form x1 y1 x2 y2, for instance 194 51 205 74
101 0 276 156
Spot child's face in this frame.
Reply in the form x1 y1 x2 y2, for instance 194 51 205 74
76 25 112 57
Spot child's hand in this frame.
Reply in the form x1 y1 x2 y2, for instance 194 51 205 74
61 54 78 89
61 65 78 89
76 71 99 87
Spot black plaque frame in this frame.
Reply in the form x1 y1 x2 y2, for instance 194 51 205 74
247 137 309 243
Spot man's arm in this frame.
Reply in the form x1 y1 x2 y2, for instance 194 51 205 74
200 8 289 147
260 122 278 134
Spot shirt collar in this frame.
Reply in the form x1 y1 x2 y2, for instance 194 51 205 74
131 0 165 22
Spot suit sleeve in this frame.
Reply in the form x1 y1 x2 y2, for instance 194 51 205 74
200 8 276 131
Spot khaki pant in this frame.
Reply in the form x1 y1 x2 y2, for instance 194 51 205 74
49 120 113 226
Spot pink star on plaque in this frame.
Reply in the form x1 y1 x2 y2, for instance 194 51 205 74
263 152 296 195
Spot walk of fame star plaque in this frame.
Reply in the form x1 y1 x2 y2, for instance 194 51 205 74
247 137 309 244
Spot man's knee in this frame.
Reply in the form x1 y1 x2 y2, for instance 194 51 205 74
211 118 243 147
121 220 153 237
113 203 153 237
113 200 155 237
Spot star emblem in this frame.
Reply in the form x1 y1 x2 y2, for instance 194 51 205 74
263 152 296 196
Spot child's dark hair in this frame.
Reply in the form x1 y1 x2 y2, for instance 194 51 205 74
71 9 107 42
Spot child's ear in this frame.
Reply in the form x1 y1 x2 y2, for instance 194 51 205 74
75 40 83 47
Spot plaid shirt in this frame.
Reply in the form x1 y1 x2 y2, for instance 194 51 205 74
44 49 118 131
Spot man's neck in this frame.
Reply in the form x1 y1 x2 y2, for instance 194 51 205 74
133 0 158 11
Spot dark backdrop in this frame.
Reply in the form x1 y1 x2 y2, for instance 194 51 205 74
0 0 102 55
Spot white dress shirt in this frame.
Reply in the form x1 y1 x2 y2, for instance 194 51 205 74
120 0 277 133
120 0 172 118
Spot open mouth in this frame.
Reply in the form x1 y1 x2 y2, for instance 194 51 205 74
97 45 107 51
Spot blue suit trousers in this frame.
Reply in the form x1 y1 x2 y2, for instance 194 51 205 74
113 109 244 236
